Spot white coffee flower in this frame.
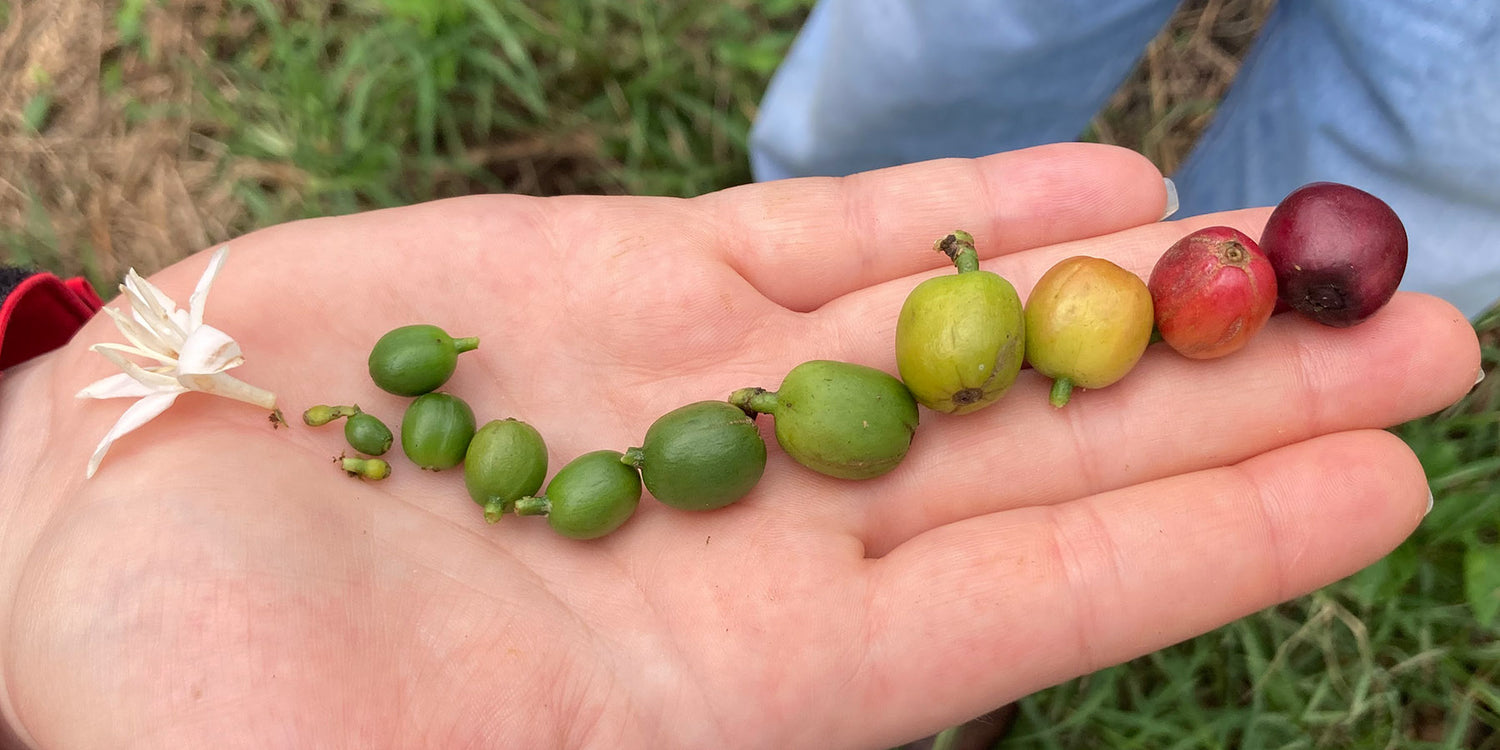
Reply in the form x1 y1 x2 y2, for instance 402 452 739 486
77 245 279 478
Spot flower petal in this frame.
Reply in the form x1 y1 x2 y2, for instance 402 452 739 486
188 245 229 329
76 371 169 400
86 390 181 478
90 345 183 389
101 306 175 363
92 341 176 365
122 270 172 320
176 324 244 375
123 270 188 349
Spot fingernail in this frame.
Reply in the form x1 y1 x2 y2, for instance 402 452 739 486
1160 178 1179 221
1477 368 1487 387
1425 488 1435 517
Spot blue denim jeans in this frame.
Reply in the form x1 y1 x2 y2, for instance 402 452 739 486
749 0 1500 318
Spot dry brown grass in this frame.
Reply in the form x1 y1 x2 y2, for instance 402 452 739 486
1091 0 1278 174
0 0 1275 282
0 0 251 282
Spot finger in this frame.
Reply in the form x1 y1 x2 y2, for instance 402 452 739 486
702 143 1170 312
850 428 1428 745
849 290 1478 554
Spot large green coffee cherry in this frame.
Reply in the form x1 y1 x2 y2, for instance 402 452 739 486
367 324 479 397
623 400 767 511
515 450 642 540
400 392 477 470
730 360 919 480
895 231 1025 414
465 419 549 523
1024 256 1154 408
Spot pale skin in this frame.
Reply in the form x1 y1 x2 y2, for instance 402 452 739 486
0 144 1481 749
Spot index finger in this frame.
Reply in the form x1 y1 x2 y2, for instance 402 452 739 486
700 143 1171 312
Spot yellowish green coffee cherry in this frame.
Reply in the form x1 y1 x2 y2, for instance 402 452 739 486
894 231 1025 414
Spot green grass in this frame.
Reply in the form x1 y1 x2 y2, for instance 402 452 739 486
195 0 808 233
10 0 1500 746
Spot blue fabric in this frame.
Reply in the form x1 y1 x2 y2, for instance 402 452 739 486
750 0 1500 318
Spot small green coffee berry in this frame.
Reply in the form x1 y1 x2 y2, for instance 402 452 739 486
345 412 394 456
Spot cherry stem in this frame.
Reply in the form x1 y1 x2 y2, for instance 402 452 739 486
482 499 511 524
514 496 551 516
621 447 646 468
729 387 778 416
1049 378 1075 408
936 230 980 274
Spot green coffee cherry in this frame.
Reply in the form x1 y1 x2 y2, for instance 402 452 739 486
730 360 919 480
368 324 479 397
622 400 766 511
515 450 641 540
345 411 394 456
465 419 549 523
400 392 477 471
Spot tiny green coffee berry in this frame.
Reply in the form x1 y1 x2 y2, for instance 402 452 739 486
303 404 358 427
302 404 394 456
340 455 391 481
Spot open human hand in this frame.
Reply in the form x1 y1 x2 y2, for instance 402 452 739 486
0 144 1479 749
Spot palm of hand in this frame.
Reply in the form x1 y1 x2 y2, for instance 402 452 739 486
0 146 1480 749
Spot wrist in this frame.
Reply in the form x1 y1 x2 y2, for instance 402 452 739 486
0 357 60 749
0 268 101 744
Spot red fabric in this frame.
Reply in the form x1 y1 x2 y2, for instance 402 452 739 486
0 273 103 371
